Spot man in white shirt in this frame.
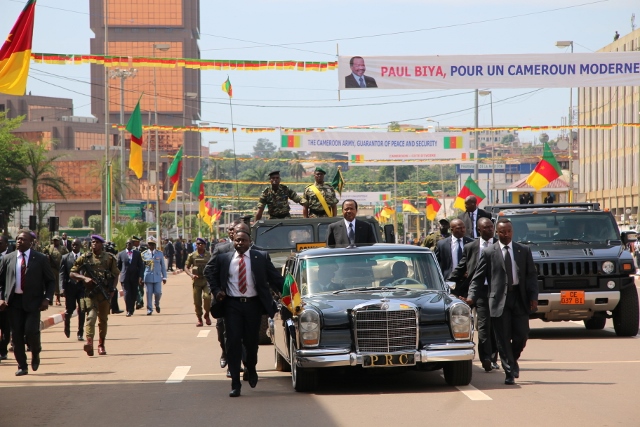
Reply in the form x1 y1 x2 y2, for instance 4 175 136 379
326 200 377 248
458 195 492 239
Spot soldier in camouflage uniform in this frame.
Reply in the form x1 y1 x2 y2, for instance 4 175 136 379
255 170 303 220
421 218 451 251
302 167 338 218
44 236 68 306
70 235 120 357
185 237 212 327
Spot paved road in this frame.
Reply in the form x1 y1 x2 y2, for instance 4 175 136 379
0 274 638 427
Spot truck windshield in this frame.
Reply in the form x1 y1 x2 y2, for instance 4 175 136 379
253 224 314 250
509 213 620 244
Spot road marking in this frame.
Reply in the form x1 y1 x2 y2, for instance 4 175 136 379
166 366 191 384
197 330 210 338
440 374 492 400
519 360 640 365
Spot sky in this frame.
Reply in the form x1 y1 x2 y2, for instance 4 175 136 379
1 0 638 154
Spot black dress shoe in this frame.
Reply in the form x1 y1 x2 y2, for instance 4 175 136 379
242 369 249 381
77 334 84 341
155 306 160 313
229 388 241 397
226 369 231 378
481 359 492 372
504 377 515 385
31 353 40 371
220 354 227 368
112 310 124 314
513 369 519 378
248 371 258 388
491 362 500 370
15 368 28 376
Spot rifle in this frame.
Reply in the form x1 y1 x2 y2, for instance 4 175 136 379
81 257 115 305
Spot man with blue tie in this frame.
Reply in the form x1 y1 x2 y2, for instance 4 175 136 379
459 195 492 239
141 237 167 315
344 56 378 88
326 200 377 248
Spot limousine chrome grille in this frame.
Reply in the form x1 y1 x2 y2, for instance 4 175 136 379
353 307 418 353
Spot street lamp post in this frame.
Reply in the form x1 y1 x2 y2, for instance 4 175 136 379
556 41 574 202
479 90 495 203
153 43 170 243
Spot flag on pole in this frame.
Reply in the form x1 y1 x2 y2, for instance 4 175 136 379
166 146 183 203
381 202 395 219
330 167 345 196
221 77 232 98
126 95 144 179
526 142 562 191
402 199 419 213
0 0 37 95
190 168 211 226
282 272 302 315
454 176 486 211
425 186 442 221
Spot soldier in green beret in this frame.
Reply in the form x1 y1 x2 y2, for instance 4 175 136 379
185 238 212 327
302 167 338 218
255 171 303 220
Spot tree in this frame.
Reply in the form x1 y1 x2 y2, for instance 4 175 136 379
89 215 102 234
388 121 401 132
7 142 73 230
252 138 276 158
0 113 30 221
68 216 84 228
501 134 515 145
288 152 305 180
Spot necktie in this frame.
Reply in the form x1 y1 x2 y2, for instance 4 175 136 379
348 222 355 245
479 240 488 259
456 239 463 265
238 255 247 294
20 252 26 290
504 246 514 288
359 77 366 88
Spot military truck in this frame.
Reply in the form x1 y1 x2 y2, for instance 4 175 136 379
485 203 638 336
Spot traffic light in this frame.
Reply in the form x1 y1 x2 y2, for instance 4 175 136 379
29 215 37 231
48 216 59 233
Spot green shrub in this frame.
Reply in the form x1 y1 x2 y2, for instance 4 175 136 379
68 216 83 228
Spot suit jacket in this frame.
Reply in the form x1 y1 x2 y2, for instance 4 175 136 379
117 249 144 284
60 251 83 294
345 74 377 88
207 248 283 318
447 237 497 297
459 208 492 238
0 250 56 312
61 239 72 252
163 242 175 257
141 249 167 283
326 219 376 248
468 241 538 317
435 236 474 280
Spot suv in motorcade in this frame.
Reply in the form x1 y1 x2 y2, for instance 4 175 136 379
251 215 395 268
485 203 638 336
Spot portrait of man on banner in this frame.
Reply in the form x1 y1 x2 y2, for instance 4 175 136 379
345 56 378 88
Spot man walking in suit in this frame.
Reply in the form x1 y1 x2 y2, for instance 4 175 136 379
117 240 145 317
174 237 184 271
435 219 473 280
141 237 167 315
326 200 377 247
207 230 284 397
60 238 86 341
0 230 56 375
458 195 492 239
163 239 175 272
448 218 499 372
468 219 538 385
345 56 378 88
61 233 72 252
0 235 13 361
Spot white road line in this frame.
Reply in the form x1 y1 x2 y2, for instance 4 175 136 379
166 366 191 384
197 330 210 338
440 374 492 400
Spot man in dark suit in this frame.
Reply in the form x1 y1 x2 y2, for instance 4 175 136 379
61 233 72 252
345 56 378 88
435 219 473 280
0 230 56 376
0 235 12 361
163 239 175 272
174 237 184 271
117 240 145 316
458 195 492 239
60 238 86 341
448 218 499 372
468 219 538 385
326 200 377 248
206 230 284 397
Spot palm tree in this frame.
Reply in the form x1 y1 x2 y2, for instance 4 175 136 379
288 152 305 180
8 142 73 230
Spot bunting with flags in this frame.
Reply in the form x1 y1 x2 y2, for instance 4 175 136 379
454 176 486 211
126 95 144 178
425 186 441 221
525 142 562 191
0 0 37 95
166 146 183 203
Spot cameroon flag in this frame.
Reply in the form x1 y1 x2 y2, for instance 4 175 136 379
330 168 345 196
221 77 232 98
526 142 562 191
453 176 486 211
402 199 419 214
0 0 36 95
126 96 143 179
282 272 302 315
425 186 442 221
190 168 211 226
166 146 183 203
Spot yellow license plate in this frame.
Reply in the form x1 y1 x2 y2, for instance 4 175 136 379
362 353 415 367
561 290 585 305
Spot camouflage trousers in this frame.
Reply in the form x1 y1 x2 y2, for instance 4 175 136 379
81 293 110 340
193 282 212 318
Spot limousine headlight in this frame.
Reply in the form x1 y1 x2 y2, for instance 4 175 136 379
299 309 320 347
449 303 472 341
602 261 615 274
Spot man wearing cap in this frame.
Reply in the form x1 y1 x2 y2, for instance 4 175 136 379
255 171 303 221
186 238 212 327
131 236 145 309
302 167 338 218
422 219 451 251
44 235 68 306
141 237 167 315
70 235 120 356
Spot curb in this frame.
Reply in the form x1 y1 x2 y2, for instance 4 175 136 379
40 290 125 332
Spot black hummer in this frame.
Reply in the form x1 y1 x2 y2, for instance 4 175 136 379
485 203 638 336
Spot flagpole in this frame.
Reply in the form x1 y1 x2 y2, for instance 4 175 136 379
229 97 240 208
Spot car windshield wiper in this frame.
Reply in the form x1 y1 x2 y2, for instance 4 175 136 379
553 238 590 243
516 240 539 246
332 286 397 294
259 222 283 236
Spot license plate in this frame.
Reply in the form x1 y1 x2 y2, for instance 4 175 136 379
362 353 415 367
561 290 585 305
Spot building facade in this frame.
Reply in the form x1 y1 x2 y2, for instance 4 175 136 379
578 28 640 222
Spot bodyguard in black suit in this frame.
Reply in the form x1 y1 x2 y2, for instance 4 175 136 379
0 235 12 360
458 195 492 238
326 200 377 248
60 238 86 340
468 219 538 385
61 233 73 252
448 218 499 371
435 219 473 280
207 230 284 397
0 230 56 376
117 240 145 316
